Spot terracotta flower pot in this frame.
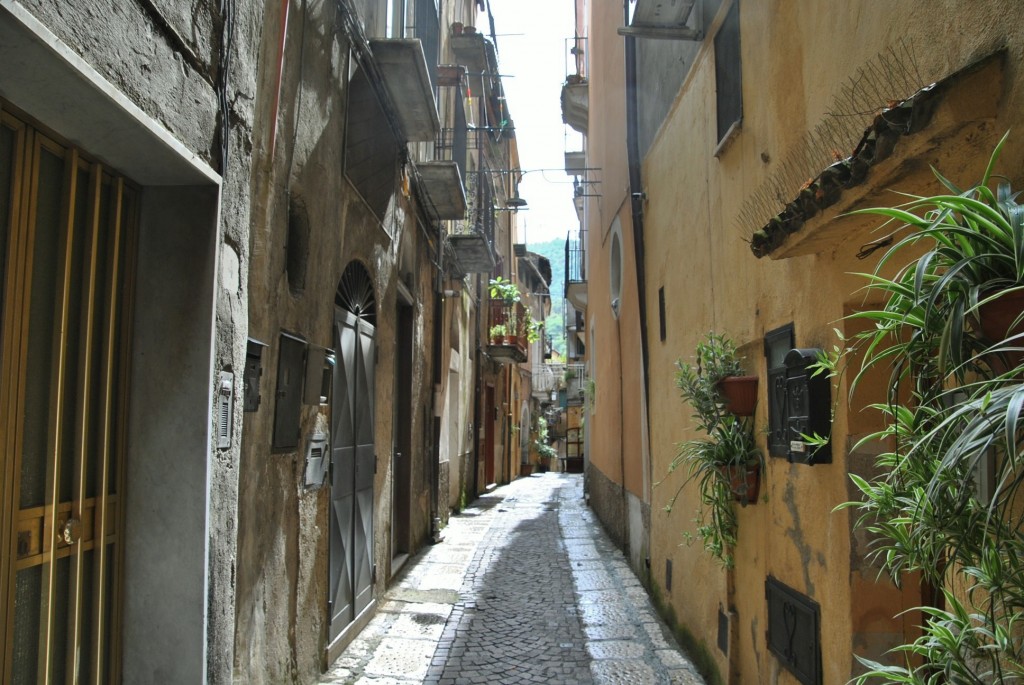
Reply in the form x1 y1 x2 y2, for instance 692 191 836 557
979 289 1024 371
722 464 760 505
717 375 759 416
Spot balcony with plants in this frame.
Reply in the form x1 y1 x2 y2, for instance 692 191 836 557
486 278 535 364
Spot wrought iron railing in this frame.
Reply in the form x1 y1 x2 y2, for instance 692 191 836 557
487 300 528 359
565 228 586 291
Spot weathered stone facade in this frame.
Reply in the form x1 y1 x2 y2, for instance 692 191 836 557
0 0 529 682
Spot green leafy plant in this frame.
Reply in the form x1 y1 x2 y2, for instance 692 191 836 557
488 276 521 303
489 324 506 341
834 133 1024 682
532 415 557 465
664 332 762 568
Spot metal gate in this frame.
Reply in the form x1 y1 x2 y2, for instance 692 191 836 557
1 108 136 683
328 264 376 647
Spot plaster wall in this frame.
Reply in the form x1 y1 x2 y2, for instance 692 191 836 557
232 0 441 680
638 1 1024 683
582 0 649 568
0 1 261 681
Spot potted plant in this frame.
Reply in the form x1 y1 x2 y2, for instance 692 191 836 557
831 133 1024 682
489 324 506 344
665 332 764 569
488 277 521 304
848 130 1024 391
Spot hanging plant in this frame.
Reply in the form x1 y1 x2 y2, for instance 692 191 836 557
834 132 1024 683
664 332 764 569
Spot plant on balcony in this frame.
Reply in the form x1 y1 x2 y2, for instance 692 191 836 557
831 133 1024 682
489 324 506 344
665 332 763 569
488 276 521 304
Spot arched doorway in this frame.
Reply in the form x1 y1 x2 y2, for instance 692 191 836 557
328 262 377 649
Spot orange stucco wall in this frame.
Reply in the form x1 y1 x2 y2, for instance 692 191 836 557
584 0 1024 682
584 0 647 502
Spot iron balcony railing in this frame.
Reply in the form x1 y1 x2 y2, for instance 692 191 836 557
487 300 528 362
565 228 586 294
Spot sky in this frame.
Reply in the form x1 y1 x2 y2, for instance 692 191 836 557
480 0 583 246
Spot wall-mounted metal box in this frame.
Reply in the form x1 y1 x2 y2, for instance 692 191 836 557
245 338 269 412
216 371 234 449
764 324 794 457
273 332 307 451
766 576 821 685
784 348 831 464
303 432 330 488
303 346 335 405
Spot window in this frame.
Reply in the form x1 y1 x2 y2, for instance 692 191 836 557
714 1 742 146
414 0 440 92
764 324 794 458
609 218 623 319
658 286 666 342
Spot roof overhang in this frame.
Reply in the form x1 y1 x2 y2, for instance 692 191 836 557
416 161 467 220
370 39 440 142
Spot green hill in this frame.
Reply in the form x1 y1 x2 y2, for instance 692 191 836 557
525 237 567 357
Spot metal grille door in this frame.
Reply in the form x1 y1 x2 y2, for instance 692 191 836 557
0 107 136 684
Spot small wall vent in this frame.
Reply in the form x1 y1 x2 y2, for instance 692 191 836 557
303 432 330 488
217 371 234 449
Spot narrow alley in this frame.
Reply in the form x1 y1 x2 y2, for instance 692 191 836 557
320 474 704 685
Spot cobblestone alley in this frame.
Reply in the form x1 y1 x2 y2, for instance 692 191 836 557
320 473 705 684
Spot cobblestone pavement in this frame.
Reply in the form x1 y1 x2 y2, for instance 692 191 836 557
320 473 705 685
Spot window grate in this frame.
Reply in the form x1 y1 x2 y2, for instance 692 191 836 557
764 324 794 458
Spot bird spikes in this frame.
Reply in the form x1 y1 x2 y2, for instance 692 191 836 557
737 39 926 242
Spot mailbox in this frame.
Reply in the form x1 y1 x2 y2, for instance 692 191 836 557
784 348 831 464
244 338 269 412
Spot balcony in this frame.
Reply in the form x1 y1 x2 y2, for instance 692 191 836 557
532 362 563 396
415 161 466 220
450 29 492 75
560 75 588 135
618 0 703 41
487 300 528 364
370 39 440 142
564 363 586 406
447 170 496 273
564 150 586 176
565 229 587 310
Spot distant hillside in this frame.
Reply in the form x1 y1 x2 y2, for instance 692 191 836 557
525 237 567 357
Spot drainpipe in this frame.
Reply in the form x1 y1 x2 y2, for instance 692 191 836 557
431 291 443 540
269 0 290 161
624 5 651 473
623 2 652 568
472 276 482 496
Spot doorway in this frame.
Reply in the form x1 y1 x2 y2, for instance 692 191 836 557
0 111 136 683
391 301 413 574
328 262 377 650
483 386 495 486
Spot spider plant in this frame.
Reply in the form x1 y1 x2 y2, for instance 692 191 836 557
664 332 762 568
847 130 1024 400
835 132 1024 682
